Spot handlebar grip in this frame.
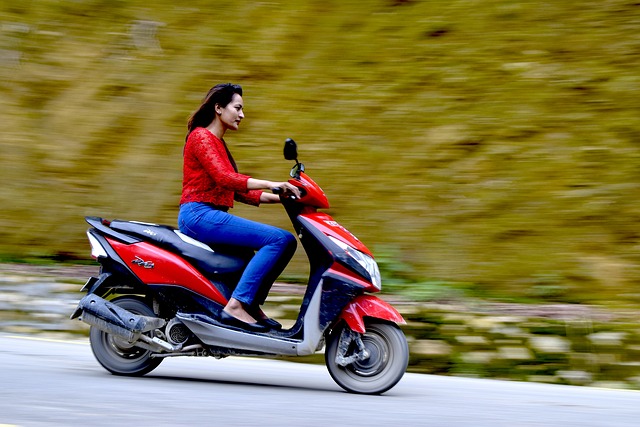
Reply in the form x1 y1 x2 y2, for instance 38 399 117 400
273 186 305 200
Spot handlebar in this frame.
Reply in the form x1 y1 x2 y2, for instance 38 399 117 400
272 186 306 199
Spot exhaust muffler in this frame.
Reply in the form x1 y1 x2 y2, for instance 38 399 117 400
71 294 166 344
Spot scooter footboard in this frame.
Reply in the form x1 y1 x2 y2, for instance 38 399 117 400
338 295 405 333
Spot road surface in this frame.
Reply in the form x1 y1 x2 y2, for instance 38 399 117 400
1 334 639 426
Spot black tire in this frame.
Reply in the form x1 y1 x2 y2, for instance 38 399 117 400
89 297 163 376
325 321 408 394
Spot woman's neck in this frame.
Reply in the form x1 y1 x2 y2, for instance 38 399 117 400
206 121 225 140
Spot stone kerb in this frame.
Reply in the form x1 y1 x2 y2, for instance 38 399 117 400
403 303 640 389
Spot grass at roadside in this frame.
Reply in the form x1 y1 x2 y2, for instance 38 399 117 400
1 1 640 307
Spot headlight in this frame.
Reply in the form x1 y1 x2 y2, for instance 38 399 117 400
328 236 382 290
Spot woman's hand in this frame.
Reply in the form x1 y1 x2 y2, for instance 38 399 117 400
269 181 301 199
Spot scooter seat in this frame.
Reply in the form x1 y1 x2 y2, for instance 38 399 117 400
109 220 250 276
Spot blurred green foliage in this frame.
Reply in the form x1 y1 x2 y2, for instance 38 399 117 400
1 0 639 305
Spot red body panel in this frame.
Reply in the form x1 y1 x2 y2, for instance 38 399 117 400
300 212 371 256
338 295 405 334
291 172 329 209
107 237 228 305
291 171 371 255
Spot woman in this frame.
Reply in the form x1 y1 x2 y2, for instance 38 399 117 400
178 83 300 332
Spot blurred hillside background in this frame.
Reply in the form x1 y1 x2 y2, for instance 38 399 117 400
1 0 639 307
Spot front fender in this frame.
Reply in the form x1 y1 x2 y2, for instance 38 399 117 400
338 294 405 333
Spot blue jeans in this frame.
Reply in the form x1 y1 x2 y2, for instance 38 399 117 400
178 202 297 307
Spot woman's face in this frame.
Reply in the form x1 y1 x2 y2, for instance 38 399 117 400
217 93 244 131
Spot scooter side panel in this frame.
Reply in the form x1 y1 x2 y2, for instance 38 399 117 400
338 294 406 334
175 284 326 357
299 212 371 255
107 238 228 305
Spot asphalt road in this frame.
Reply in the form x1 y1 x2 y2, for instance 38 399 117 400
1 334 639 427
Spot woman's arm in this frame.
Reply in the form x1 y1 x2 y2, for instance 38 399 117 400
247 178 301 199
259 192 281 204
246 178 278 190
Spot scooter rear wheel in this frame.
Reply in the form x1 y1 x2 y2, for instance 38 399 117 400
325 321 408 394
89 297 163 376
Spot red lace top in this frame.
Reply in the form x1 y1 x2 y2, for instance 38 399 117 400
180 127 262 208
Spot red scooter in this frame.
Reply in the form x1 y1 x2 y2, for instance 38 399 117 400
71 138 408 394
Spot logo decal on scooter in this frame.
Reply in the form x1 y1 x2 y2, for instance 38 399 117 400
143 229 157 236
132 256 155 269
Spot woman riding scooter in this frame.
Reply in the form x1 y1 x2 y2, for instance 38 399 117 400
72 131 409 394
178 83 300 331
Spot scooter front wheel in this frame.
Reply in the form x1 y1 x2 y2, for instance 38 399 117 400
325 321 408 394
89 297 163 376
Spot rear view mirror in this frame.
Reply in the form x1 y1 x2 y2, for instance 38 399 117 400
290 162 305 179
284 138 304 178
284 138 298 161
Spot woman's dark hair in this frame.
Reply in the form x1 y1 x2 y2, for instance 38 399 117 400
186 83 243 140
